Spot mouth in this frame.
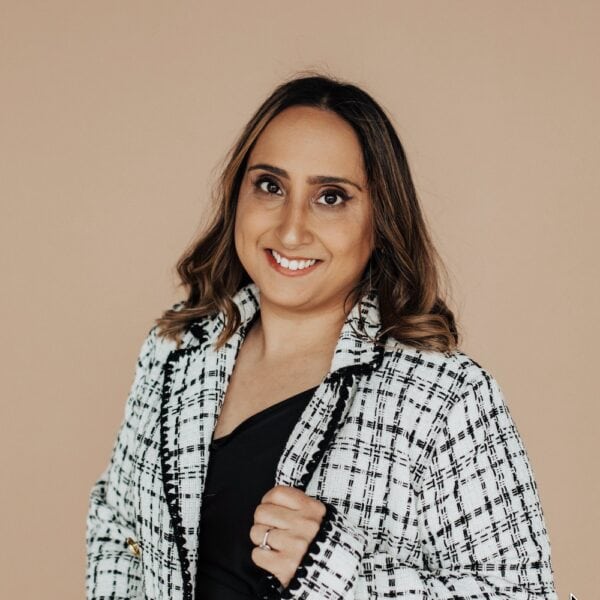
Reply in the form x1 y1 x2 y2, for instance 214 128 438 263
264 248 323 277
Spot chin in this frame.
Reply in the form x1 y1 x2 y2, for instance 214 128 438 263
258 282 318 306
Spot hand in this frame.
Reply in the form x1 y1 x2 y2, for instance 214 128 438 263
249 484 327 588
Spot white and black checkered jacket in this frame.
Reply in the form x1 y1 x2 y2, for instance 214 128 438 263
86 282 558 599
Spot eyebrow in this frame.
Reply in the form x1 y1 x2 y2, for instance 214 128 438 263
247 163 364 192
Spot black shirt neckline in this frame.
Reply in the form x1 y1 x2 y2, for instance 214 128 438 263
210 385 319 449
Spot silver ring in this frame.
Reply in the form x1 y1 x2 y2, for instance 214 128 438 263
258 527 272 550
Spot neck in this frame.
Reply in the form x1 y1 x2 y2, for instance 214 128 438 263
247 296 350 362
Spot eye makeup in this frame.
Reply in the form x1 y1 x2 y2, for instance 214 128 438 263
251 174 352 208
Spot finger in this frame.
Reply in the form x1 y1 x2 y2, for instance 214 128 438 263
262 487 326 522
249 523 284 552
250 544 286 584
251 528 311 573
311 499 327 521
253 501 297 529
260 484 307 509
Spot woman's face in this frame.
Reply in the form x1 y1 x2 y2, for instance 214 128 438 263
234 105 374 314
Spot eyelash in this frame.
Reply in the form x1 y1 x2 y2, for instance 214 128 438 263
251 175 352 208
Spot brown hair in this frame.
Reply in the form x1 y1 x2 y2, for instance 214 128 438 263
154 70 460 353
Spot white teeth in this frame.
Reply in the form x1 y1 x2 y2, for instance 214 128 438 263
271 249 317 270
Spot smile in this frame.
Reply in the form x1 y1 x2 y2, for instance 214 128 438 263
265 248 322 276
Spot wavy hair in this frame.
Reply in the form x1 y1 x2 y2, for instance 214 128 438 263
154 70 460 353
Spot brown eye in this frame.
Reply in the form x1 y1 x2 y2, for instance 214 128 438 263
316 189 351 208
254 176 282 195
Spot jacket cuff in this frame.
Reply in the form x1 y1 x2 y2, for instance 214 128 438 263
258 501 368 599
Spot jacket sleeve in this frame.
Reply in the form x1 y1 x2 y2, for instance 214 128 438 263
359 367 559 599
260 367 558 600
85 325 158 600
258 499 369 599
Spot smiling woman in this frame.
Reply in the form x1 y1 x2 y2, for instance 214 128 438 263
149 78 462 356
86 72 558 600
234 105 375 320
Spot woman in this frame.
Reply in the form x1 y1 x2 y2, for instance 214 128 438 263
86 73 558 600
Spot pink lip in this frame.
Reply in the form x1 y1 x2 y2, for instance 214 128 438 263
264 249 322 277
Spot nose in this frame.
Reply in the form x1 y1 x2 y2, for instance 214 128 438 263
275 196 313 248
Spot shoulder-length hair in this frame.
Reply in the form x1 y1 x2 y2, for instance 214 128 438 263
154 71 460 353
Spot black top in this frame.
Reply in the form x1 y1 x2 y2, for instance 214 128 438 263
195 385 319 600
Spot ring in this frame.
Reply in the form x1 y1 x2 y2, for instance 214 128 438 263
258 527 273 550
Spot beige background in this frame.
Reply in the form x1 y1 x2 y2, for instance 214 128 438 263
1 2 597 598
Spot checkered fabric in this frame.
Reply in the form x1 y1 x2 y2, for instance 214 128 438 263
86 282 557 599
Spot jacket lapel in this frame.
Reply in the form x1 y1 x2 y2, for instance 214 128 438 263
159 282 385 600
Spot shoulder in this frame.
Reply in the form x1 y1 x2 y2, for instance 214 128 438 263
379 337 510 473
379 336 504 420
142 300 219 364
381 335 494 384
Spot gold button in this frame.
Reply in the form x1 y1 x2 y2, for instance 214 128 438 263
126 536 141 558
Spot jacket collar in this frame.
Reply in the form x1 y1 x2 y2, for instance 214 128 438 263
159 282 385 600
190 281 384 374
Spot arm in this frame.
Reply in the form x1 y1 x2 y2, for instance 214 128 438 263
260 367 558 600
360 367 558 599
85 325 158 600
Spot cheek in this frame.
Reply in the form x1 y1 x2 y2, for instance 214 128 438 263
236 198 269 231
326 217 372 259
234 201 272 257
233 209 243 249
235 201 256 240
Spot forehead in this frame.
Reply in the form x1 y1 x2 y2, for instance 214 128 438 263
248 106 366 182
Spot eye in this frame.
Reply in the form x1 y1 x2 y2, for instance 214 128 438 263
315 188 351 208
251 175 352 208
253 175 283 196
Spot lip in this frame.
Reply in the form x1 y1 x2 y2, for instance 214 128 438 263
269 248 318 261
264 249 322 277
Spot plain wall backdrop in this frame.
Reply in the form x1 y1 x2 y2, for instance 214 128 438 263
1 2 598 598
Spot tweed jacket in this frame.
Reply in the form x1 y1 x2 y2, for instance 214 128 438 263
86 282 557 600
